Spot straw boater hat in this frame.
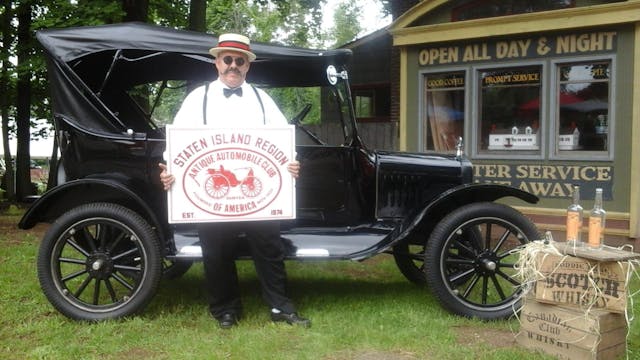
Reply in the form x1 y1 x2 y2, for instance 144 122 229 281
209 33 257 62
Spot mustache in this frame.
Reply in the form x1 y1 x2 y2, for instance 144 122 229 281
223 68 242 76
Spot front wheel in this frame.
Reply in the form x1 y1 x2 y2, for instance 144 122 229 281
425 202 540 320
37 203 163 321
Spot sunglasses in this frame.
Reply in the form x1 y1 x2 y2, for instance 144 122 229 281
222 56 246 67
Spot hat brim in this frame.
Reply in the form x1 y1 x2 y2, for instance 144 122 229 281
209 47 257 62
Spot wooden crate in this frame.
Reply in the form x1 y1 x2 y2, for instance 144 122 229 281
534 252 629 313
516 299 627 360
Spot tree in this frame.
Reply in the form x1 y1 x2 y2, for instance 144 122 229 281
387 0 420 19
2 0 357 201
149 0 189 27
188 0 205 31
122 0 148 22
15 0 34 199
1 0 14 200
270 0 324 46
205 0 324 46
329 1 362 48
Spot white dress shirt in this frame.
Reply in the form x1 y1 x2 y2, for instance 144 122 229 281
173 80 288 127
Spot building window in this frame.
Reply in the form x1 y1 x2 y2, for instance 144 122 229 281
354 90 374 118
423 72 465 152
352 85 390 122
478 65 542 154
555 60 610 155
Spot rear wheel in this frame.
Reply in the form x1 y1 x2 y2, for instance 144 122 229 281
37 203 162 320
425 202 540 320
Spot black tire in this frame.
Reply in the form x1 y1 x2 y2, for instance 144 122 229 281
162 259 193 279
393 229 483 286
37 203 163 321
392 241 427 285
425 202 540 320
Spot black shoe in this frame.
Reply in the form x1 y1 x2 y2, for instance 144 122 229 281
270 312 311 328
217 313 238 329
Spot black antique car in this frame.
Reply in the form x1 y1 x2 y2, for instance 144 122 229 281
20 22 541 322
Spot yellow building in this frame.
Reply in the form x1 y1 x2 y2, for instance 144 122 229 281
389 0 640 247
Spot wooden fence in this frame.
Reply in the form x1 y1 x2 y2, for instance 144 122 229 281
307 121 399 151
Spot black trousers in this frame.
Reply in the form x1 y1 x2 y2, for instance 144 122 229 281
198 221 295 318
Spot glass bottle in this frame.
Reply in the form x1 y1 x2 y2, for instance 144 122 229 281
566 185 583 246
588 188 606 249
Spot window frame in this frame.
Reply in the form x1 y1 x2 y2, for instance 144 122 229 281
550 55 616 161
418 67 469 153
417 56 616 161
354 88 376 119
471 60 547 160
351 83 391 123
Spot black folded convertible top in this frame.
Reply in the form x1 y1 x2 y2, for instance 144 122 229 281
37 22 351 85
38 22 351 62
37 22 352 134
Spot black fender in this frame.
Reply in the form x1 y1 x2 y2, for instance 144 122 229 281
18 176 167 241
392 183 539 245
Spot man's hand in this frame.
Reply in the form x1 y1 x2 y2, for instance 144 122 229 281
287 161 300 178
158 163 175 191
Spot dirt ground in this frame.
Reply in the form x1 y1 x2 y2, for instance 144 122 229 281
452 325 517 348
1 207 49 245
322 325 518 359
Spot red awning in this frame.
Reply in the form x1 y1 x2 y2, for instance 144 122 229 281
519 93 582 110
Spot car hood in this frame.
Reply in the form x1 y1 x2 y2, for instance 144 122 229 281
374 150 472 219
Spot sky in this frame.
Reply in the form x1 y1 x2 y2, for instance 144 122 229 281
0 119 54 158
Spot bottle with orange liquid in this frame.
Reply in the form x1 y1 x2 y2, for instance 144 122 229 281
566 185 583 246
588 188 605 249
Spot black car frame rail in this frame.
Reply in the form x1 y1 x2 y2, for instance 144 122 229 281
20 22 541 322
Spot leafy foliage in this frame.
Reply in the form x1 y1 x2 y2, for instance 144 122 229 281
329 1 362 48
1 0 369 198
3 0 357 137
267 87 322 124
15 0 125 137
149 0 189 27
204 0 324 46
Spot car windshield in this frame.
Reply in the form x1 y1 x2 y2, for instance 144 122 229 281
128 77 356 147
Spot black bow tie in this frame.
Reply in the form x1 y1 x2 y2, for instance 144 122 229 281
223 87 243 98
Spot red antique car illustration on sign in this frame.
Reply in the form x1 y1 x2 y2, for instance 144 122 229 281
205 166 262 199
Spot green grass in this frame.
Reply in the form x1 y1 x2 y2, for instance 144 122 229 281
1 214 638 360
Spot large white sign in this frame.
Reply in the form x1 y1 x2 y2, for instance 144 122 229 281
166 125 296 223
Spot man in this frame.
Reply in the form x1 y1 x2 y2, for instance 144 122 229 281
158 33 309 329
